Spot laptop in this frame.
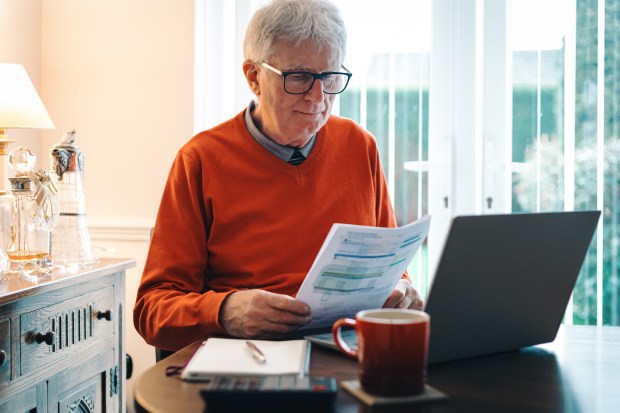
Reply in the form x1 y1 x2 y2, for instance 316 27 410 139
306 211 600 364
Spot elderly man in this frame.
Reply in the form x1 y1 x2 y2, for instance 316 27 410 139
134 0 423 352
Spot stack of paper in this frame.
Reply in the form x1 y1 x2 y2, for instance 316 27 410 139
297 214 431 329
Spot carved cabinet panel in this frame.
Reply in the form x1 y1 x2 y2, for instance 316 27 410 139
53 349 112 413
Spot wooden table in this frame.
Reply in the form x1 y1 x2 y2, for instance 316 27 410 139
134 325 620 413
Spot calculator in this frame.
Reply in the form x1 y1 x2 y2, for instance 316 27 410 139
199 375 337 412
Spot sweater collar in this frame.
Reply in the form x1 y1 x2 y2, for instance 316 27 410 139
244 100 316 162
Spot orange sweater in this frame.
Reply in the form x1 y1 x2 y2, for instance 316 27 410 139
133 110 398 351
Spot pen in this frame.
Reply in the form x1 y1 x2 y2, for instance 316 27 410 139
246 340 267 364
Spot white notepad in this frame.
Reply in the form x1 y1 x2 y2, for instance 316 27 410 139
181 338 310 381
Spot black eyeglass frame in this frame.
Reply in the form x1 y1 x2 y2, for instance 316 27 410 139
261 62 352 95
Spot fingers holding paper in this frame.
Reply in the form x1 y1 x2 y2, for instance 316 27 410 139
382 278 424 310
220 289 312 339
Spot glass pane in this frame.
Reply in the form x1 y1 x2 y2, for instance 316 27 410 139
511 0 566 213
394 53 429 224
602 0 620 326
366 55 391 162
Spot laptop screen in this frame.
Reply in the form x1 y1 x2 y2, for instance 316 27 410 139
424 211 599 363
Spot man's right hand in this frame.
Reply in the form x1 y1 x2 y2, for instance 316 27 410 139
219 289 312 339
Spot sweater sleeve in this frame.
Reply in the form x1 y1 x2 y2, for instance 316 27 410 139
133 150 233 351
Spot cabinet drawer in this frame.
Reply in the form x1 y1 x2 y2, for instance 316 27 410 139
20 286 114 376
0 318 9 384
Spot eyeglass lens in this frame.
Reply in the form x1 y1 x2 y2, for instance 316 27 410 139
285 73 348 94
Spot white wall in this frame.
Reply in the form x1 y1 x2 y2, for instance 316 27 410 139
1 1 194 411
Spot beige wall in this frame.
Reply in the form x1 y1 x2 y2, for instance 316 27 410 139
40 0 194 222
1 1 194 411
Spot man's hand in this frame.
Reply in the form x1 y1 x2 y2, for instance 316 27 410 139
382 279 424 310
220 289 312 338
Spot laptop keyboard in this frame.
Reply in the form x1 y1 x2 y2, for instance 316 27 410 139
305 329 358 351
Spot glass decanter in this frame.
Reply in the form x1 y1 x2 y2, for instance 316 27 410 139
5 147 57 277
49 129 95 266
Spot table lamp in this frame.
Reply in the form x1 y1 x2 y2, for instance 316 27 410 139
0 63 55 194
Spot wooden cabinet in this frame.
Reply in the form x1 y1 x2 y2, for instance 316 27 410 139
0 259 134 413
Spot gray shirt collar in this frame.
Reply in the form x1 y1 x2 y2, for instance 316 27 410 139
244 100 316 162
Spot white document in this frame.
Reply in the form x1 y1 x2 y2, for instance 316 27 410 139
296 214 431 330
181 338 310 381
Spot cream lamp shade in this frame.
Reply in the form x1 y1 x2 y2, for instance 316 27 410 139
0 63 55 193
0 63 54 129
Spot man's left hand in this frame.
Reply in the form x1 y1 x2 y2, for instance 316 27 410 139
382 279 424 310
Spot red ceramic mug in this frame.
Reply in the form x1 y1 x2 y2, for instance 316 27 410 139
332 308 430 397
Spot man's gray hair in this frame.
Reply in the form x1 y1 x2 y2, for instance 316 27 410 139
243 0 347 64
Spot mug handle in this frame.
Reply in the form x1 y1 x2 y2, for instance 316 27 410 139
332 318 358 358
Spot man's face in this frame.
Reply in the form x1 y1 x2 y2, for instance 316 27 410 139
249 40 341 148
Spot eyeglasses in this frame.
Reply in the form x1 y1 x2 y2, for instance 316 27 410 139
261 62 352 95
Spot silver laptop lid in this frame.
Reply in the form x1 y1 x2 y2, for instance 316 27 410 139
425 211 600 364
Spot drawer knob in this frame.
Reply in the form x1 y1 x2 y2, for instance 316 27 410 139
0 350 6 366
34 331 55 346
97 310 113 321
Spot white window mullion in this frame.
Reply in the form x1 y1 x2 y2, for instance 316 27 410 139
564 0 576 211
596 0 605 326
388 52 396 204
429 0 457 271
416 54 426 291
360 70 368 130
474 0 484 214
418 56 425 219
222 1 239 119
563 0 576 325
451 0 479 216
234 0 255 111
196 0 243 132
503 0 513 212
536 49 542 212
482 0 510 214
429 0 478 270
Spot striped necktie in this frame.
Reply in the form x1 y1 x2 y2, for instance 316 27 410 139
288 148 306 165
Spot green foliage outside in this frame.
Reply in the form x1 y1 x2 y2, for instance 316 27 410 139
513 0 620 325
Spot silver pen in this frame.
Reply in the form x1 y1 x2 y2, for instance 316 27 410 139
245 340 267 364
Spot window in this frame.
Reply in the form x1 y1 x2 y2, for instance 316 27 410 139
195 0 620 326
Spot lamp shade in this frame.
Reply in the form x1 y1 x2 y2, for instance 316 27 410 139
0 63 54 129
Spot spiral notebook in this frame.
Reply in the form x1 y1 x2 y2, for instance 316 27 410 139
181 338 310 381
